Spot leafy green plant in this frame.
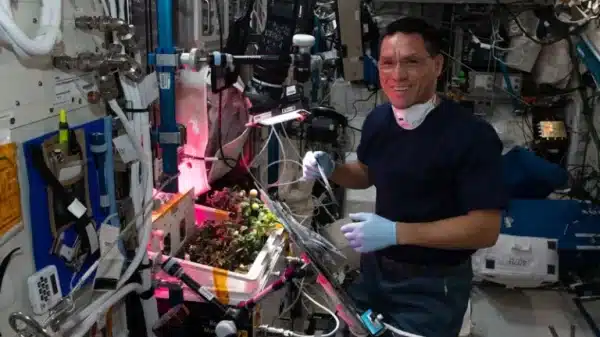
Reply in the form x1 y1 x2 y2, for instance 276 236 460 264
183 187 279 272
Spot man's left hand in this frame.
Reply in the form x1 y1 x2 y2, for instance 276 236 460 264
341 213 397 253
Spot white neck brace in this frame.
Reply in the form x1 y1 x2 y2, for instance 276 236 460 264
392 96 438 130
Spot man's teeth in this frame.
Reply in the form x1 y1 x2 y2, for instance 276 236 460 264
394 87 408 91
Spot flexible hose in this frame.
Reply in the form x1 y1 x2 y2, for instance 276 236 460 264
0 0 62 58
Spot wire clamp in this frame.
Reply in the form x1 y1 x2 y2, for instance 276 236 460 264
359 309 385 336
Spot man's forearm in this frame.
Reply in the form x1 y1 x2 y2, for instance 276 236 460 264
396 210 502 249
330 162 371 189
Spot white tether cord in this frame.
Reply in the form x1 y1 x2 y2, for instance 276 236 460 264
0 0 62 58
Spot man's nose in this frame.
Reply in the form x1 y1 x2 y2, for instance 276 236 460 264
390 64 409 81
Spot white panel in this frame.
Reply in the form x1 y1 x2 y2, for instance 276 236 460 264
0 0 104 129
0 1 105 336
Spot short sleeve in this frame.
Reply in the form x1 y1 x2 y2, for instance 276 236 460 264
456 121 508 212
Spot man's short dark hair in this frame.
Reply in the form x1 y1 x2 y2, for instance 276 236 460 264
382 17 442 57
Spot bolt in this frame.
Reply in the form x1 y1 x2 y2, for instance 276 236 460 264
49 107 54 113
9 118 15 125
15 101 19 106
33 18 37 24
38 81 42 86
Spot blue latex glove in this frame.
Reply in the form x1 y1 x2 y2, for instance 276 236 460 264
341 213 397 253
302 151 335 181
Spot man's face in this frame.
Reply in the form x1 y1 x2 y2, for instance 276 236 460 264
378 32 443 109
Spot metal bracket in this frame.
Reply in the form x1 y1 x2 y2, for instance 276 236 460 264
155 53 179 67
148 48 179 70
9 312 52 337
151 124 187 145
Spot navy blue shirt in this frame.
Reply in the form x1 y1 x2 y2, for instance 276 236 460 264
357 99 507 266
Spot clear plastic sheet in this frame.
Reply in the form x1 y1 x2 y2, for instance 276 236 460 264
176 68 211 196
260 188 367 335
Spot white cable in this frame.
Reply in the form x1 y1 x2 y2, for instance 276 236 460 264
0 0 62 58
383 323 424 337
118 0 126 19
68 283 142 337
258 291 339 337
100 0 111 17
57 174 179 334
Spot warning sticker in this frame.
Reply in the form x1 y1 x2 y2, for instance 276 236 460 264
0 143 20 236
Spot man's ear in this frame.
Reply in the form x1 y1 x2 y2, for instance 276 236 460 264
434 54 444 77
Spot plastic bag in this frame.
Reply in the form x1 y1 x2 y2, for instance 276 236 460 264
176 67 211 196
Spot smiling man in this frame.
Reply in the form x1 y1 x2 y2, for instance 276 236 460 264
302 17 507 337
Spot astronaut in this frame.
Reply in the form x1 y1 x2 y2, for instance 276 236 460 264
302 17 507 337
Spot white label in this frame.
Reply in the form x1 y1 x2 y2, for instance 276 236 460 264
59 245 74 260
159 72 171 90
54 74 96 108
67 199 87 219
253 111 272 122
86 223 99 253
282 105 296 114
495 254 532 268
100 195 110 207
99 224 121 255
139 72 160 106
286 86 297 96
113 134 137 164
473 75 491 89
58 163 82 182
197 287 215 301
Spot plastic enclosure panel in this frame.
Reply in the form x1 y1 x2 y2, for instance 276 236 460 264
0 2 106 337
192 0 230 52
337 0 364 81
150 190 196 256
185 0 267 51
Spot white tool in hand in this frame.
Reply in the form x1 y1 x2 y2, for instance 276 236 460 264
317 162 338 206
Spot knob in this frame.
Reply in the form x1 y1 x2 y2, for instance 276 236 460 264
292 34 315 48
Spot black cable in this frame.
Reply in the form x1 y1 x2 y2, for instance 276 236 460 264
215 1 239 169
349 90 378 122
495 0 579 45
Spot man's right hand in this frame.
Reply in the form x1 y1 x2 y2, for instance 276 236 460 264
302 151 335 181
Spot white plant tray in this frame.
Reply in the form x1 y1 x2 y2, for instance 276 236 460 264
150 228 286 306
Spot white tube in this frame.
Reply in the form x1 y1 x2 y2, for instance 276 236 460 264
59 289 118 333
111 0 159 330
300 292 339 337
0 0 62 58
383 323 424 337
257 291 340 337
68 283 142 337
108 100 149 164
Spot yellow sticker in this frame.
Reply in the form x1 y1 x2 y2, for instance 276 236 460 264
0 143 20 236
238 330 248 337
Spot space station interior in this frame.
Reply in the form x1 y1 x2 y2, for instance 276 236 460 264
5 0 600 336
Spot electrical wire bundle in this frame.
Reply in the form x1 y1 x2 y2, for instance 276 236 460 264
32 1 159 337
